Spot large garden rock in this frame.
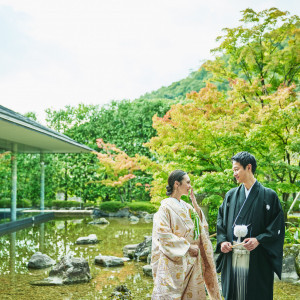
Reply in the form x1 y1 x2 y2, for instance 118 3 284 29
143 265 152 277
297 252 300 276
113 208 131 218
110 285 132 299
134 236 152 261
75 234 99 244
28 252 56 269
93 208 131 218
88 217 110 225
284 244 300 258
281 256 299 282
130 211 147 218
123 244 139 259
129 216 139 222
144 213 154 221
30 256 91 285
95 255 124 267
283 244 300 277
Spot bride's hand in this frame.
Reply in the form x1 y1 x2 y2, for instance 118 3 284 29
190 188 198 209
188 244 199 257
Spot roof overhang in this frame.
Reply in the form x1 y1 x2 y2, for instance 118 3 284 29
0 106 94 154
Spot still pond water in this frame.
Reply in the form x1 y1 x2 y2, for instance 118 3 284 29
0 216 298 300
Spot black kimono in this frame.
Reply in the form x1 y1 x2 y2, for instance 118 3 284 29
216 181 285 300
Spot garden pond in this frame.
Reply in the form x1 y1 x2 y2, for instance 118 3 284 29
0 216 299 299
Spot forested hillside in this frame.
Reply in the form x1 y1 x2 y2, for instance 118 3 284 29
138 67 228 101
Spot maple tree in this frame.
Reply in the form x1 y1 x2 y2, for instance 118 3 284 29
204 8 300 95
94 138 153 202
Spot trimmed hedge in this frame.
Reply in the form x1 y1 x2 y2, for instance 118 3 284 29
127 202 158 213
52 200 82 208
99 201 126 212
0 198 31 208
99 201 158 213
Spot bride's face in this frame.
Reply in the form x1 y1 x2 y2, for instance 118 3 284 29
177 174 192 196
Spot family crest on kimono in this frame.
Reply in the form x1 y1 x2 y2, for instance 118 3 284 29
216 152 285 300
151 170 221 300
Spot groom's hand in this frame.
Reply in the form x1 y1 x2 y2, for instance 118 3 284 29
221 242 232 253
243 238 259 251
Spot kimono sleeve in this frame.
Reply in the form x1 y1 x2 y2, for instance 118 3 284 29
256 191 285 244
154 205 190 261
216 194 229 253
255 189 285 278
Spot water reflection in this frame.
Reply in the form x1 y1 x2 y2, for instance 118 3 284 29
0 217 299 300
9 232 16 275
39 223 45 253
0 217 154 299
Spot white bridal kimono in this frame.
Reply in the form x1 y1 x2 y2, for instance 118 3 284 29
151 198 221 300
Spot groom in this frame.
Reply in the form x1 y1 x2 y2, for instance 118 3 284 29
216 151 285 300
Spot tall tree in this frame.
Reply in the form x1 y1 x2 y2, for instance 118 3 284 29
204 8 300 96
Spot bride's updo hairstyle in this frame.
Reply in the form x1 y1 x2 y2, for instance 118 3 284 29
166 170 187 196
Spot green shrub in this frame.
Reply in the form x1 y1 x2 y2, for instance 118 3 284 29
287 215 300 226
127 202 158 213
285 225 300 244
52 200 82 208
99 201 158 213
17 199 31 208
0 198 10 208
0 198 32 208
202 195 223 234
83 201 96 208
44 199 53 207
99 201 126 212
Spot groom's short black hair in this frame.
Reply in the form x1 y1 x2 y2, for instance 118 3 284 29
231 151 257 174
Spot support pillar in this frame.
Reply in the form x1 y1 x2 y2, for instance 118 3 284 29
40 153 45 211
11 144 17 221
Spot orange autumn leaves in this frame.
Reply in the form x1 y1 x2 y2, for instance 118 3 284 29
94 138 139 187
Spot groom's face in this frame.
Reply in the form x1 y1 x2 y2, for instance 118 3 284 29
232 161 251 184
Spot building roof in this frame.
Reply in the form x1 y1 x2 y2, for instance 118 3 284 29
0 105 93 153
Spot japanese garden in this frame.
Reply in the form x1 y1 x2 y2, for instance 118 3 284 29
0 7 299 300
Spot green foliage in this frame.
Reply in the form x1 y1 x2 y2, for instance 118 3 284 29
52 200 82 208
205 8 300 94
287 215 300 226
99 201 126 212
98 201 157 213
142 9 299 217
0 198 31 208
139 68 228 101
0 152 11 201
17 198 31 208
43 99 172 204
127 202 158 213
82 201 98 207
284 224 300 244
0 198 10 208
44 199 53 208
202 195 223 233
